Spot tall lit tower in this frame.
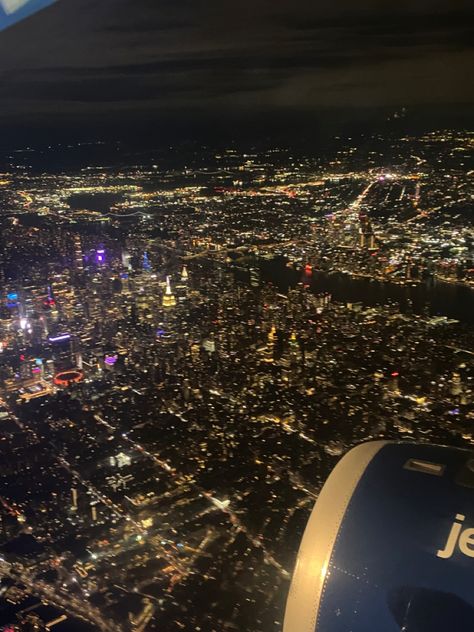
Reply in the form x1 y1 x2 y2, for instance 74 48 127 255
74 235 84 271
120 270 132 295
358 213 376 250
289 331 299 363
71 488 78 511
49 333 74 372
73 344 83 370
282 331 299 382
143 252 152 273
261 325 276 363
162 276 176 308
96 247 106 266
249 267 260 288
176 265 189 301
388 371 400 395
450 372 462 397
122 250 131 269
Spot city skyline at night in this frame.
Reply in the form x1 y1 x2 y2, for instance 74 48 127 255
0 1 472 630
0 130 472 630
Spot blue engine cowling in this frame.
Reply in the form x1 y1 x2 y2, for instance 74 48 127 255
284 441 474 632
0 0 58 33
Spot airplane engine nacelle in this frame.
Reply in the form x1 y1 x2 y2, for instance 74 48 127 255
0 0 59 33
284 441 474 632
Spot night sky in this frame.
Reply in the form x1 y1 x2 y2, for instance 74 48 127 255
0 0 472 143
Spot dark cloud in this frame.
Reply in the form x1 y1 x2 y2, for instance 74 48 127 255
0 0 472 138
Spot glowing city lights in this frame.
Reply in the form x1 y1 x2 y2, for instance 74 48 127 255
53 369 84 387
49 334 71 343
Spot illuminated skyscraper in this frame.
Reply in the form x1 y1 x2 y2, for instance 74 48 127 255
358 213 376 250
388 371 400 395
162 276 176 308
74 235 84 271
120 272 131 294
143 252 152 273
450 371 462 397
281 331 299 382
71 487 78 510
121 250 131 269
261 325 276 363
49 333 74 372
288 331 299 366
71 336 83 370
249 267 260 288
176 266 190 301
96 247 106 266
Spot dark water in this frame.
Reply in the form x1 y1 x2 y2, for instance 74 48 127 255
67 192 124 213
254 257 474 324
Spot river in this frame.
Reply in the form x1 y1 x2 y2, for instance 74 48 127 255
242 256 473 325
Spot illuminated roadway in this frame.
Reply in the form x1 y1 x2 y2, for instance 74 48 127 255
93 411 291 579
0 399 190 620
0 400 120 632
2 563 118 632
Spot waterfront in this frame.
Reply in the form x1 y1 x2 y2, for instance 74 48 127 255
0 133 472 631
252 257 474 324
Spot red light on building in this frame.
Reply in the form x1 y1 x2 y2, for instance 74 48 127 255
391 372 399 377
54 369 84 387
